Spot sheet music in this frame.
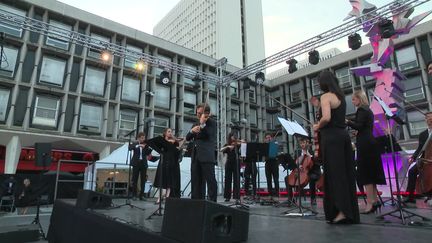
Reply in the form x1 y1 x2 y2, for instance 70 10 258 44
372 92 394 117
240 143 247 157
277 117 308 137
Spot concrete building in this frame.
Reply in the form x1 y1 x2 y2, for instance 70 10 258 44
153 0 265 68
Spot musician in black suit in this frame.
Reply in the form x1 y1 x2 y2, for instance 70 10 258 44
186 103 218 202
404 112 432 203
129 131 152 200
1 176 16 197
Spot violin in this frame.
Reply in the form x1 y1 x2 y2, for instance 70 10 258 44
288 152 314 187
313 109 322 164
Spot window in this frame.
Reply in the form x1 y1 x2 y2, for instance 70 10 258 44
208 82 217 92
39 56 66 86
154 84 170 109
250 132 258 142
79 103 102 132
407 110 427 136
345 94 356 115
361 59 375 82
121 76 140 103
250 108 257 126
124 44 142 69
46 20 72 50
154 55 172 77
291 107 304 125
290 82 302 102
395 45 418 71
404 76 424 102
231 103 240 122
266 112 275 130
249 86 256 103
183 120 195 135
0 88 10 121
83 67 106 96
33 96 60 127
209 97 217 115
88 33 110 59
184 91 196 115
311 77 322 96
0 46 19 77
153 116 169 137
0 4 26 38
230 81 238 98
183 64 198 86
335 67 351 88
118 110 137 137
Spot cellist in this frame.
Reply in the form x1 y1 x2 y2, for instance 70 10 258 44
404 111 432 204
284 137 315 205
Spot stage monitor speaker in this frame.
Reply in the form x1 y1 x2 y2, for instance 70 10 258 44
76 190 112 209
162 198 249 243
35 142 52 167
0 224 39 243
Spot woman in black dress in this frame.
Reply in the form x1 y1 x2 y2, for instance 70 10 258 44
313 71 360 224
154 128 182 202
221 132 241 202
347 90 386 213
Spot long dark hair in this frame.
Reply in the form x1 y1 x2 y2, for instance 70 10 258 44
318 70 344 100
227 132 238 144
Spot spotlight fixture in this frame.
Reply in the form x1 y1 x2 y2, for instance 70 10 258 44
255 72 265 84
348 33 362 50
378 19 395 39
160 71 170 85
100 50 112 62
134 59 146 72
243 78 251 89
286 59 298 73
308 50 320 65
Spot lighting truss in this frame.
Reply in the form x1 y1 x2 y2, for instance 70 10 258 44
222 0 430 84
0 10 221 85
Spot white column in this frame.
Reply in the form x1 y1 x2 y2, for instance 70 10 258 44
4 136 21 174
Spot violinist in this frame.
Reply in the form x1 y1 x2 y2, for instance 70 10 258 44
221 132 243 202
128 132 152 200
153 128 184 202
186 103 218 202
285 138 314 205
404 111 432 204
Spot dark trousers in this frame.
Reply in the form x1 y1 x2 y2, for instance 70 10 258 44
224 160 240 200
132 164 147 197
191 160 217 202
265 160 280 197
244 162 257 196
406 165 419 198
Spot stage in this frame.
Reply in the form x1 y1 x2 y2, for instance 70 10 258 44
1 196 431 243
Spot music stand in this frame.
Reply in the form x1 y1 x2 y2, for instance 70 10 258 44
277 117 317 217
146 136 176 219
111 128 146 212
373 93 429 224
245 142 267 204
275 153 295 207
33 143 52 240
375 134 402 206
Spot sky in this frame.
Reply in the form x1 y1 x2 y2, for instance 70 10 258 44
57 0 432 71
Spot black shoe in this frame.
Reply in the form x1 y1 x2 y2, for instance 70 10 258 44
224 198 230 202
332 218 353 225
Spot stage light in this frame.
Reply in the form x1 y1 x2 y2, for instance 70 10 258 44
378 19 395 39
348 33 362 50
286 59 298 73
243 78 251 89
100 50 112 62
308 50 320 65
160 71 170 85
255 72 265 84
134 60 146 72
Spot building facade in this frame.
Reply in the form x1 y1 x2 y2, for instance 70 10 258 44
0 0 268 174
153 0 265 68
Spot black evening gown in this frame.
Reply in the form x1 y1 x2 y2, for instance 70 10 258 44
154 141 181 197
320 99 360 223
347 106 386 186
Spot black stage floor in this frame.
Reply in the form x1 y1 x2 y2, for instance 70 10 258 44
1 196 431 243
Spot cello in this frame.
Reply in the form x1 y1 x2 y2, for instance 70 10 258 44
288 152 314 188
415 133 432 195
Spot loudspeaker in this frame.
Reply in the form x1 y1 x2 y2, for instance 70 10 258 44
76 190 112 209
35 142 52 167
162 198 249 243
0 224 39 243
